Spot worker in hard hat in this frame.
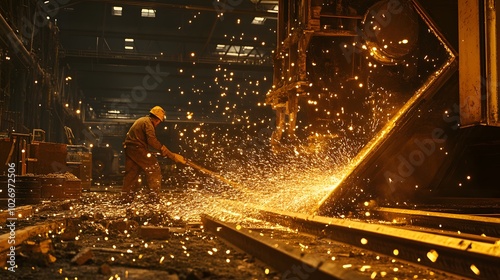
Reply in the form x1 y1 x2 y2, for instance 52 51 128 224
120 106 186 204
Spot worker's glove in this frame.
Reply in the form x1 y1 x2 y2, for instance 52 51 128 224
160 145 170 157
172 153 187 164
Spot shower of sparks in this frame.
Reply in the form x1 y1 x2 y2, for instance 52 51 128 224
71 0 453 237
76 45 448 227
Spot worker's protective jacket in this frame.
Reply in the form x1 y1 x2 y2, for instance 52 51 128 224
124 116 163 151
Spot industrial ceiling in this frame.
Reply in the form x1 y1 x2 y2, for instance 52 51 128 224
55 0 278 129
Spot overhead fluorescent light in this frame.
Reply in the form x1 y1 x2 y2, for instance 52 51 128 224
112 6 122 16
125 38 134 50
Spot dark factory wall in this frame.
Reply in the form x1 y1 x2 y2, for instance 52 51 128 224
316 0 500 216
0 2 77 144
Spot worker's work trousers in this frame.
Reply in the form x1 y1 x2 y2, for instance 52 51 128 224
122 146 162 198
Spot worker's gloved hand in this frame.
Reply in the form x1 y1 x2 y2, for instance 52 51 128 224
172 153 187 164
160 145 170 157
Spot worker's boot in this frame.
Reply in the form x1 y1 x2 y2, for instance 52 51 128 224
119 192 134 204
146 192 159 204
145 165 162 204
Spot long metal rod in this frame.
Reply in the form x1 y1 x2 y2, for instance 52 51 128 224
184 159 249 193
0 13 45 75
373 207 500 237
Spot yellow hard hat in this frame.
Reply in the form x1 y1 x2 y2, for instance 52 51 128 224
149 106 166 122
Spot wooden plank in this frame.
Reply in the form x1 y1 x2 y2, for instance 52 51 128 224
71 247 94 265
0 219 66 253
0 205 34 222
139 226 171 240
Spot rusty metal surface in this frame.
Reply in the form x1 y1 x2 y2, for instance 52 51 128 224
458 0 482 126
201 214 368 280
40 177 82 200
255 208 500 280
40 177 67 200
0 175 41 207
29 142 68 175
65 180 82 200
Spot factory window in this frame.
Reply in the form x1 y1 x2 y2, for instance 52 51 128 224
141 8 156 18
216 44 258 57
112 6 122 16
252 17 266 25
268 5 278 13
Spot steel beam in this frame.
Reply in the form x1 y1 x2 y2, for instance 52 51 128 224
458 0 483 126
256 208 500 280
55 0 277 19
201 214 368 280
0 13 45 75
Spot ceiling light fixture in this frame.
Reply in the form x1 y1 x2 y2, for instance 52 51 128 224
141 8 156 18
112 6 122 16
252 17 266 25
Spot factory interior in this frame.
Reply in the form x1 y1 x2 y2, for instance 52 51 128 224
0 0 499 279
